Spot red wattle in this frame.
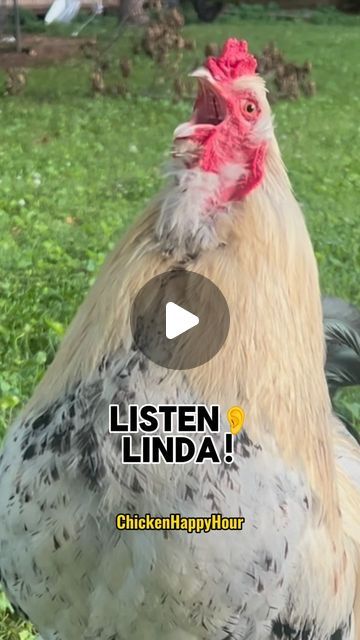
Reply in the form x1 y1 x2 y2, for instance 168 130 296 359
205 142 268 210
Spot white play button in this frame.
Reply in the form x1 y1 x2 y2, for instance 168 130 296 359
131 271 230 369
165 302 199 340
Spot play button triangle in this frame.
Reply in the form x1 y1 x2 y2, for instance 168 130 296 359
166 302 199 340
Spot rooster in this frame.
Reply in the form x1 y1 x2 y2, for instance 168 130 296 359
0 39 359 640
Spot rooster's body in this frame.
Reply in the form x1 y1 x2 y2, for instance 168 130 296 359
0 39 359 640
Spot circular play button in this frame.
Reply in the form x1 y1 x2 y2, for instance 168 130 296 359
130 270 230 370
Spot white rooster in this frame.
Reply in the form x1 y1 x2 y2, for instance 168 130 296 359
0 38 359 640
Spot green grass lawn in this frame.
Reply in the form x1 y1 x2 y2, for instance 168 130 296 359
0 10 359 638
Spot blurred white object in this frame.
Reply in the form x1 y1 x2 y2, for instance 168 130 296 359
94 0 103 15
45 0 81 24
71 0 103 36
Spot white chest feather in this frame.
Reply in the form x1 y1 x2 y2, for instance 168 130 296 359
0 350 312 640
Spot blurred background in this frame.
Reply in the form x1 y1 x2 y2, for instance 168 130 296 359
0 0 359 636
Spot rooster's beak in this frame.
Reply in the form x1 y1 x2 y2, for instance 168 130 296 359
189 67 216 84
174 69 226 141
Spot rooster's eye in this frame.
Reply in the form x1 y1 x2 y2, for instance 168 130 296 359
241 99 259 119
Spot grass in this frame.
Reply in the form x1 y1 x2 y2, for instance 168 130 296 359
0 10 359 638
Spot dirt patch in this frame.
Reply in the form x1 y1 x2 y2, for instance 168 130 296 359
0 35 96 69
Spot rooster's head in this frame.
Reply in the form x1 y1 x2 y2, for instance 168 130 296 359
173 38 273 206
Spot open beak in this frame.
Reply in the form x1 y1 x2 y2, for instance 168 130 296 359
173 67 227 141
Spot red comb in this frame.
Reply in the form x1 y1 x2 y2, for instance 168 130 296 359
205 38 257 82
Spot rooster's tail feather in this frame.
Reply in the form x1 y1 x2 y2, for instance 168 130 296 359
323 296 360 444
